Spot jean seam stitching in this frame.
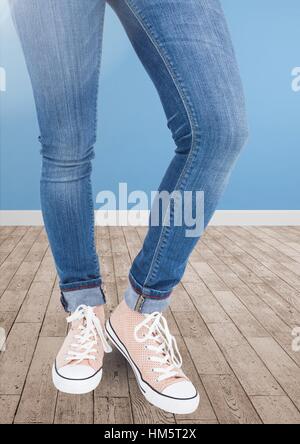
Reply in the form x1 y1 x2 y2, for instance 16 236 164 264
90 4 105 282
129 273 172 297
88 176 100 274
124 0 200 290
92 3 106 144
87 3 104 283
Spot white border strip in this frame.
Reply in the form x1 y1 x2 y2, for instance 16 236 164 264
0 210 300 226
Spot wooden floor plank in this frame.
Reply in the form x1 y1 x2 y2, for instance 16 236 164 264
55 392 94 425
250 396 300 425
122 226 142 260
96 349 129 398
109 227 132 280
249 282 300 328
0 226 299 424
0 312 17 338
172 310 211 339
174 337 217 423
0 323 41 395
243 227 300 273
1 230 47 304
183 281 230 324
0 228 42 291
212 290 269 339
0 395 20 424
196 235 300 360
208 322 284 397
94 397 133 424
230 285 300 367
100 255 115 284
191 261 229 292
40 284 67 338
0 227 17 237
33 253 56 284
0 231 29 266
6 261 41 293
201 375 262 424
176 419 219 424
206 230 300 320
196 238 262 287
248 337 300 411
0 290 27 313
257 227 300 254
16 281 54 324
253 282 297 327
185 335 232 376
216 227 300 297
170 284 195 312
14 337 62 424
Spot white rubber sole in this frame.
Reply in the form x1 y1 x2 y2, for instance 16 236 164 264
52 364 103 395
105 320 200 415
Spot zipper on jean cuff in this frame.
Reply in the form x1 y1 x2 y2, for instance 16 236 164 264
134 294 145 312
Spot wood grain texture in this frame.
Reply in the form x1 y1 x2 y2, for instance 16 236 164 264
250 396 300 425
55 392 94 424
201 375 262 424
0 395 19 424
14 337 62 424
0 322 41 395
94 397 133 424
0 226 299 424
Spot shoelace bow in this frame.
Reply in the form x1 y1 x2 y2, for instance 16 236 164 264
134 312 183 382
65 305 112 364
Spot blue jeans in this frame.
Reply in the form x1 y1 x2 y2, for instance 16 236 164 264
10 0 248 313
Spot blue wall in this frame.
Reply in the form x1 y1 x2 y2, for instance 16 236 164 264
0 0 299 210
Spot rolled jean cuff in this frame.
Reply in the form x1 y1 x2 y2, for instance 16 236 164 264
126 274 172 314
60 281 106 313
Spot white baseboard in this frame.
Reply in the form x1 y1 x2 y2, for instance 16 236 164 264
0 211 44 226
210 210 300 226
0 210 300 226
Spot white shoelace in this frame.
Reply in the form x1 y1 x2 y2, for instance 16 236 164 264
65 305 112 364
134 312 183 382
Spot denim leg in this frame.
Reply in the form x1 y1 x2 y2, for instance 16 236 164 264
10 0 106 312
109 0 249 313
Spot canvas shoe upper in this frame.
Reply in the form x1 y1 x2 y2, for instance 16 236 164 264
106 301 200 414
53 305 112 394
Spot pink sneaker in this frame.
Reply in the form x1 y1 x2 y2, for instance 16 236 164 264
52 305 112 395
106 301 200 414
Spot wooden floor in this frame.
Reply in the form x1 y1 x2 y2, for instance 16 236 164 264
0 226 300 424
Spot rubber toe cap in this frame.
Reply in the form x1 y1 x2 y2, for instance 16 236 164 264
162 380 198 399
57 364 97 380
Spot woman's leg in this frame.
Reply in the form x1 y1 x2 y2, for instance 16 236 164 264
9 0 106 312
108 0 249 313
